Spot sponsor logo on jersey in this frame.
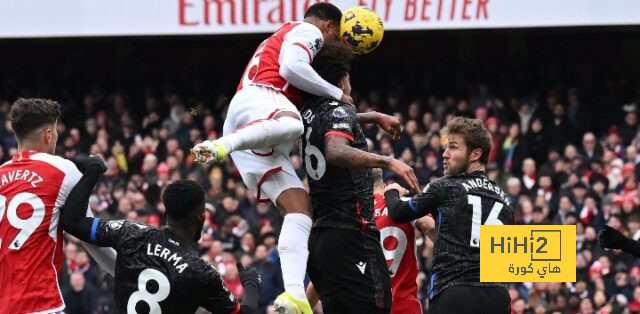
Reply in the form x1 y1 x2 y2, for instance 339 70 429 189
356 261 367 275
309 38 322 55
332 123 350 130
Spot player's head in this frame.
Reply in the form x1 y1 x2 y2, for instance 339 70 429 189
162 180 206 241
311 42 353 96
304 3 342 43
442 116 492 175
372 168 384 193
9 98 60 154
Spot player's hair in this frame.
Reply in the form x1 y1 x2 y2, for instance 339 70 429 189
162 180 205 220
311 42 353 86
442 116 493 164
372 168 384 186
304 3 342 24
9 98 61 141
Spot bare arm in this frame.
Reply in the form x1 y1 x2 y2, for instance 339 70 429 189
325 134 391 168
356 112 402 140
325 135 420 192
415 215 436 243
356 112 379 124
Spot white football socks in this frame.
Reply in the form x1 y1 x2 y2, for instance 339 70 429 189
219 116 303 152
278 213 313 301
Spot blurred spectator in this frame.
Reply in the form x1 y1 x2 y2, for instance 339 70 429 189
252 245 284 313
62 272 99 314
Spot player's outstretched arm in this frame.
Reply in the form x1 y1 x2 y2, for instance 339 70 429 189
385 182 444 223
599 225 640 258
60 157 107 243
356 112 402 140
237 263 261 313
325 135 420 192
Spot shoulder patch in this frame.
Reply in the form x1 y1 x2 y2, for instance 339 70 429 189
108 220 124 230
309 37 322 55
332 107 348 118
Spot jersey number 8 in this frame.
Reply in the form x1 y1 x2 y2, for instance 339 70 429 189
127 268 171 314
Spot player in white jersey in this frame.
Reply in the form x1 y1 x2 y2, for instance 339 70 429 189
191 3 404 314
0 98 116 314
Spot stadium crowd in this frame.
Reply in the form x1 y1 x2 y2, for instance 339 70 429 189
1 78 639 313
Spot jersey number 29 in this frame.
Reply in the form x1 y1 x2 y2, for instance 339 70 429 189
0 192 46 250
468 195 505 248
379 225 407 277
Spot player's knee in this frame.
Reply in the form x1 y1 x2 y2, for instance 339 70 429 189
277 116 304 139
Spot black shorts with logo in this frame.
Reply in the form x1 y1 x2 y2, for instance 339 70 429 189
307 227 391 314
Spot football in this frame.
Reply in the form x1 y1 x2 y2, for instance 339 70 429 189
340 6 384 54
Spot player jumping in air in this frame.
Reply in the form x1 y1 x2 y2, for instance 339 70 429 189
191 3 415 313
0 98 116 314
385 117 515 314
60 158 261 314
301 43 419 314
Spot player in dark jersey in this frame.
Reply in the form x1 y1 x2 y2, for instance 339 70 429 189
384 117 514 314
300 43 420 314
60 157 261 314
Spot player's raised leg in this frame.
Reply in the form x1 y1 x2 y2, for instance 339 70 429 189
192 111 303 164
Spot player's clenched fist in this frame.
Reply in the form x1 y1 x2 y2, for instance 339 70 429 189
74 155 108 173
237 263 262 290
598 225 626 250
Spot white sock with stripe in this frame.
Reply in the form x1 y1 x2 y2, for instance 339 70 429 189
278 213 312 300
